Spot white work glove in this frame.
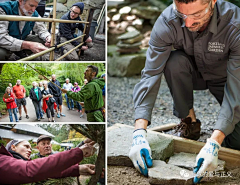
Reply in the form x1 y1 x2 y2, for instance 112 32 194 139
193 138 221 184
129 129 153 176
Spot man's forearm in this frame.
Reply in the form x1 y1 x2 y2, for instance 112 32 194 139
21 41 32 50
210 130 225 145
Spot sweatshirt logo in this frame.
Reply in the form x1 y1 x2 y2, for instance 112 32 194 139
208 42 225 53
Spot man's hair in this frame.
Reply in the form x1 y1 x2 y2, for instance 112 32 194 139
174 0 210 4
87 65 98 77
43 81 48 85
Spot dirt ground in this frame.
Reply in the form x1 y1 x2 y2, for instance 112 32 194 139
107 165 240 185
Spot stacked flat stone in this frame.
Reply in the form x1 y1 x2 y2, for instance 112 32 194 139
116 29 143 54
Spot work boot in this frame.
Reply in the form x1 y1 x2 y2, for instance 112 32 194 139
173 117 201 140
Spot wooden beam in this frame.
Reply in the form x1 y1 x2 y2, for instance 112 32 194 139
149 123 177 132
49 0 57 61
80 8 95 56
108 124 240 169
0 15 89 24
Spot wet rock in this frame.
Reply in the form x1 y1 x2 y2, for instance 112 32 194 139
107 126 174 166
168 152 225 171
112 14 121 22
131 6 161 20
117 29 140 40
121 34 143 44
117 41 142 49
149 160 194 185
108 46 146 76
57 0 67 4
119 6 131 14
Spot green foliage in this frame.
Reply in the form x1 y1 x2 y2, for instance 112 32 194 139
24 85 32 98
228 0 240 7
0 139 7 146
51 144 61 151
80 154 97 165
28 139 36 148
59 147 65 152
37 124 70 143
0 92 6 113
70 125 105 146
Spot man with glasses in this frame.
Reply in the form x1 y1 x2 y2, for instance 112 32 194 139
130 0 240 183
59 2 93 61
0 0 51 60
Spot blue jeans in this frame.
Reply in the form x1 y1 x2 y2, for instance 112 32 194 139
65 94 74 109
32 101 43 119
8 108 18 122
75 101 82 111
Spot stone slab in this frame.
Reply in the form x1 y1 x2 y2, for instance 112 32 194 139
107 126 174 166
117 30 140 40
168 152 225 171
117 41 142 49
149 160 194 185
108 45 146 77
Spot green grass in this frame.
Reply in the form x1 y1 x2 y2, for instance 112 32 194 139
80 154 97 165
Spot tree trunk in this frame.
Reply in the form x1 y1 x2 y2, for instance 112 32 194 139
88 145 105 185
0 63 5 75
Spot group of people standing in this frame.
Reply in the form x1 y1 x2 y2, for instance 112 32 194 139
2 76 89 122
3 65 106 122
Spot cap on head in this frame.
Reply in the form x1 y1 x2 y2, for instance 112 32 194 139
5 139 25 151
72 2 84 14
37 135 52 144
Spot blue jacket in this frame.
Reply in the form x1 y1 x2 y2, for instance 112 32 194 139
59 11 84 46
0 1 39 40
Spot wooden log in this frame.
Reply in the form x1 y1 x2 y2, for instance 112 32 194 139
49 0 57 61
108 124 240 169
80 8 95 56
0 15 89 24
149 123 178 132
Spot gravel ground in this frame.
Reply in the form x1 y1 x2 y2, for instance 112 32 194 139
107 75 221 142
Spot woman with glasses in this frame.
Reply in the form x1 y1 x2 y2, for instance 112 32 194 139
0 139 97 184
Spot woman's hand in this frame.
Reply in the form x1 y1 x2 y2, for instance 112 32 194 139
79 164 95 175
79 143 96 157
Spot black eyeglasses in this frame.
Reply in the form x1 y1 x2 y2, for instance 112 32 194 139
70 9 80 15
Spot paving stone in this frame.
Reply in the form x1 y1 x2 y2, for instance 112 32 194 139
107 126 174 166
149 160 194 185
168 152 225 171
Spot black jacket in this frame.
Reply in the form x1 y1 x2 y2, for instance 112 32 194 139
29 87 42 102
59 11 84 46
48 80 62 97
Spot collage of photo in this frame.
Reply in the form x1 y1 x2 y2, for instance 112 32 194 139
1 0 240 184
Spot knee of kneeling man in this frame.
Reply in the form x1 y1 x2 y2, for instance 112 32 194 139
165 50 192 72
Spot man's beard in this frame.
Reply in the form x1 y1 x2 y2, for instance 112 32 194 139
186 7 214 32
21 4 33 16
